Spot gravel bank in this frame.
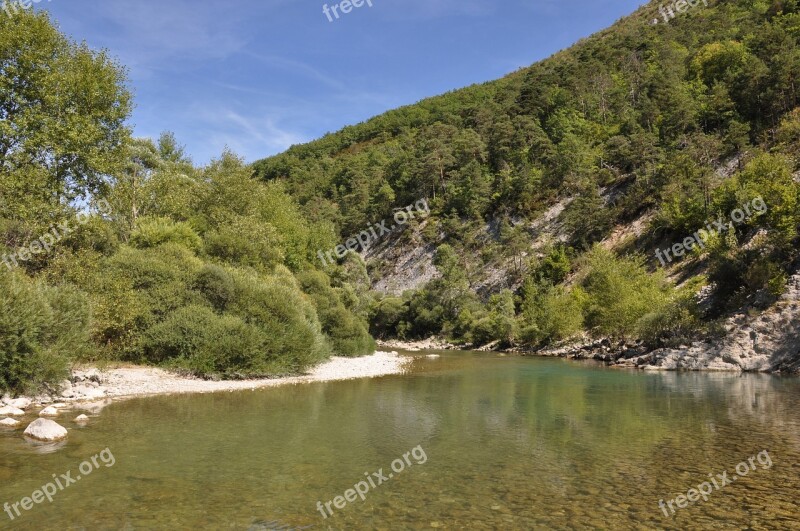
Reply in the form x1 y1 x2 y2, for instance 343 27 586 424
25 352 411 404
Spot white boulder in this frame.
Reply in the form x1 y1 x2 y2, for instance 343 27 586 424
0 406 25 416
7 398 31 410
23 419 68 441
39 406 59 417
0 418 20 427
74 414 89 422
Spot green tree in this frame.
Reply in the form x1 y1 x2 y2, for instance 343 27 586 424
0 10 131 216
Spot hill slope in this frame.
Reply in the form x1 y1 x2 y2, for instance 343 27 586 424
253 0 800 371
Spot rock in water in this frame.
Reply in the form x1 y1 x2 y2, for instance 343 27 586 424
39 406 59 417
0 406 25 416
0 418 20 427
24 419 68 441
7 398 31 410
75 414 89 422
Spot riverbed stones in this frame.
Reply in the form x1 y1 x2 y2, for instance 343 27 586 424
0 418 20 427
39 406 59 417
7 398 31 410
72 385 107 400
0 406 25 416
23 418 68 441
75 414 89 422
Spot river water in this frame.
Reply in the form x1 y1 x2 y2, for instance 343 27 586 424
1 351 798 529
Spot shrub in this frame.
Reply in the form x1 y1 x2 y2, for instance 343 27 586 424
192 264 236 311
141 305 277 377
370 296 407 339
581 246 674 339
204 216 284 270
0 271 90 394
87 244 204 357
520 279 585 346
130 216 202 251
297 270 375 357
226 267 331 371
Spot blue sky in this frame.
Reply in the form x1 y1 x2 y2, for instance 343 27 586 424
42 0 647 165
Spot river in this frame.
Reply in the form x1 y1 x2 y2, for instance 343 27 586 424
1 351 798 529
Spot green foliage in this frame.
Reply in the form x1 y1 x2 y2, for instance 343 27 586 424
142 306 276 378
470 290 518 346
0 10 131 214
0 270 89 394
296 270 375 357
137 266 332 377
204 216 284 271
130 217 202 251
520 279 585 345
581 247 674 339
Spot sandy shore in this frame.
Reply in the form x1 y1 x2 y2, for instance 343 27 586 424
21 351 411 405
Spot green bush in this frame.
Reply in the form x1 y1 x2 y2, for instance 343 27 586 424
192 264 237 311
140 267 332 377
297 270 375 357
370 296 407 339
519 279 585 345
581 246 674 339
204 216 284 270
0 271 90 394
225 267 331 371
130 216 202 251
141 305 278 377
86 244 204 356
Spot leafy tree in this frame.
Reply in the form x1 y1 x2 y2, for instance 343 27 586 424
0 10 131 214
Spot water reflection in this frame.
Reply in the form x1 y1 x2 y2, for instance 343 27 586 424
0 353 798 529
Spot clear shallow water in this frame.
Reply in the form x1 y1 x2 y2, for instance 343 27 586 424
1 352 799 530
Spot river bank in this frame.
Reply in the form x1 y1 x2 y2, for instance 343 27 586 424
5 351 411 408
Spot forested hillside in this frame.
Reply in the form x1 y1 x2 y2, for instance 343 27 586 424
254 0 800 355
3 0 800 394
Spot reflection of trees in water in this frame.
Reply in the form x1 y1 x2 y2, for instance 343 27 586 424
651 371 800 452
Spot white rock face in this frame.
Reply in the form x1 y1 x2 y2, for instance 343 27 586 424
0 418 20 427
75 414 89 422
39 406 59 417
0 406 25 416
617 272 800 373
7 398 31 410
24 419 68 441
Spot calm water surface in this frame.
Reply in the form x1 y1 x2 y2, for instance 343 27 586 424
1 352 799 530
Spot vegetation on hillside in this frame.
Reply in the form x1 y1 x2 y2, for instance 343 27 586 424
3 1 800 393
255 0 800 348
